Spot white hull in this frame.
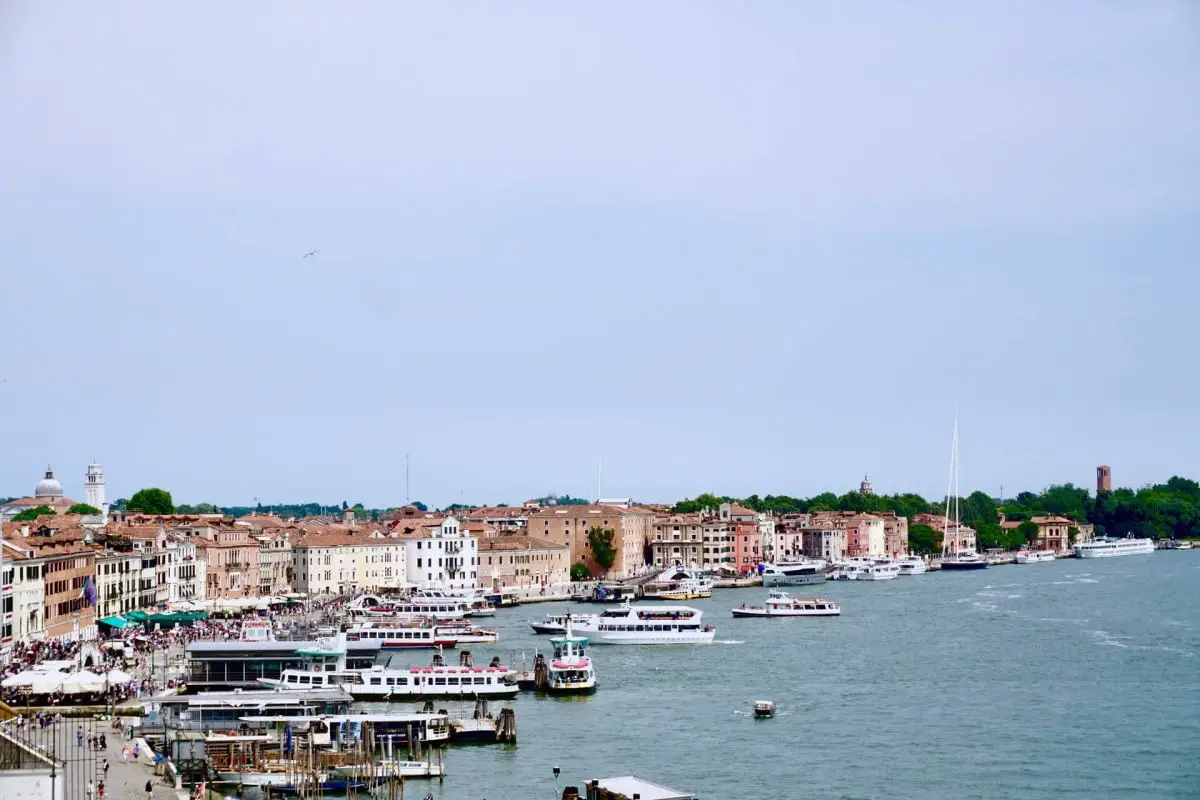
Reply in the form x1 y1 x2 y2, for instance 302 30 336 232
1075 539 1155 558
731 607 840 618
760 563 826 587
216 772 326 787
588 630 716 645
333 762 443 779
897 560 927 575
1016 551 1057 564
857 566 899 581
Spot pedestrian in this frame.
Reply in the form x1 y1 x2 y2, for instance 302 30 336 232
86 779 93 800
145 779 153 800
133 742 140 761
98 782 105 800
77 726 84 747
102 758 109 779
100 733 107 749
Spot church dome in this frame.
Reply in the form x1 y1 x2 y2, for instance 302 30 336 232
35 467 64 499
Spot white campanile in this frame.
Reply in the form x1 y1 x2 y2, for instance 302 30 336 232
85 462 108 521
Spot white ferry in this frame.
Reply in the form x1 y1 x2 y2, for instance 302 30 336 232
1074 536 1155 559
731 590 841 618
1015 549 1057 564
258 640 519 699
346 594 471 620
529 612 596 635
857 562 899 581
641 566 714 600
344 621 496 647
896 555 928 575
573 602 716 645
546 620 596 693
760 561 826 587
416 588 496 617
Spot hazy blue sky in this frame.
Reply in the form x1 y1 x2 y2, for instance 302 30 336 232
1 2 1197 509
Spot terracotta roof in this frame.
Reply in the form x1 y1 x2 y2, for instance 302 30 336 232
526 504 652 519
1031 515 1075 525
479 535 569 552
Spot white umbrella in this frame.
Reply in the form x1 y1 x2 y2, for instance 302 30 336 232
105 669 134 684
29 673 64 694
1 671 40 688
61 670 105 694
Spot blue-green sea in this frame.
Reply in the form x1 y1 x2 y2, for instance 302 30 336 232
368 552 1199 799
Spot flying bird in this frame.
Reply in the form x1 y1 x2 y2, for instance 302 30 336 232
302 249 323 259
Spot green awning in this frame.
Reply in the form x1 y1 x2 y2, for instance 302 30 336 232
99 616 134 630
125 610 149 622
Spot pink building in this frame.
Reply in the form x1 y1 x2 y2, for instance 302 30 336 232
731 521 761 574
193 519 262 598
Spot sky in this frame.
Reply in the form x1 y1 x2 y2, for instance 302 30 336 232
0 2 1198 509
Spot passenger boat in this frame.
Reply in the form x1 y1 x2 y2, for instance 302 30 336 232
332 760 443 779
896 555 928 575
546 619 596 693
343 624 456 649
1074 536 1155 559
760 561 826 587
257 639 519 699
731 590 840 618
856 562 899 581
1015 549 1057 564
346 594 469 620
414 588 495 617
641 566 714 600
573 602 716 645
529 612 595 635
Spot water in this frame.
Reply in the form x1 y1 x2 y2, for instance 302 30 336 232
373 554 1199 799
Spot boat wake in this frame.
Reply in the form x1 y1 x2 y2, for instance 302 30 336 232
1091 630 1131 649
714 639 745 645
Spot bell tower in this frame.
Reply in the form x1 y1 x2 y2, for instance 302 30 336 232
85 462 108 522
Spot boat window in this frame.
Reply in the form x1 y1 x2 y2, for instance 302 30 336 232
434 677 446 686
447 677 459 685
396 677 408 686
370 677 382 686
299 675 311 684
473 677 486 685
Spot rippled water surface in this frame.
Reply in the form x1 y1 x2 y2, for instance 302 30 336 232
361 553 1200 799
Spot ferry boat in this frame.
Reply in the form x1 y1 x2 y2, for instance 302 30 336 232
344 620 497 647
1015 549 1057 564
641 566 713 600
731 590 840 618
856 562 899 581
346 594 470 620
546 619 596 693
258 640 519 699
573 602 716 645
1074 536 1155 559
529 612 596 635
760 561 826 587
896 555 928 575
332 760 443 779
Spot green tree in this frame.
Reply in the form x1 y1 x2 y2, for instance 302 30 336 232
672 493 732 514
908 524 941 555
570 563 590 581
806 492 838 512
1017 520 1039 545
66 503 101 516
587 527 618 574
126 488 174 514
11 506 56 522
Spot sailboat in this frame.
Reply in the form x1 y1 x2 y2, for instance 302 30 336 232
940 413 988 571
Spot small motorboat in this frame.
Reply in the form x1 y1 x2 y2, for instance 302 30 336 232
753 700 775 719
332 760 443 779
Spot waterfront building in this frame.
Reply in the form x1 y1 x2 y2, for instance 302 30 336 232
355 528 410 591
881 512 910 557
801 524 848 562
845 515 887 558
647 513 703 569
2 519 97 641
459 506 531 532
479 534 570 589
290 528 363 596
254 527 293 596
700 517 735 572
393 515 478 590
1031 515 1074 554
527 504 652 579
95 548 142 618
913 513 977 554
191 518 262 598
731 520 762 574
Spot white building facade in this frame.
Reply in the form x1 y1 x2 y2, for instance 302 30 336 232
403 517 479 590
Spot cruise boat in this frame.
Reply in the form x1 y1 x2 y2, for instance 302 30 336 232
896 555 928 575
856 562 900 581
529 612 596 635
1074 536 1155 559
760 561 826 587
344 620 497 647
641 566 713 600
731 590 840 618
258 639 519 699
545 619 596 693
414 588 495 616
573 602 716 645
1015 549 1057 564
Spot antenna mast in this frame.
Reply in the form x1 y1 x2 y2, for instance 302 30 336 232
406 453 410 505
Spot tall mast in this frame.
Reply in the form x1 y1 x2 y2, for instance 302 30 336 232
942 412 956 556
